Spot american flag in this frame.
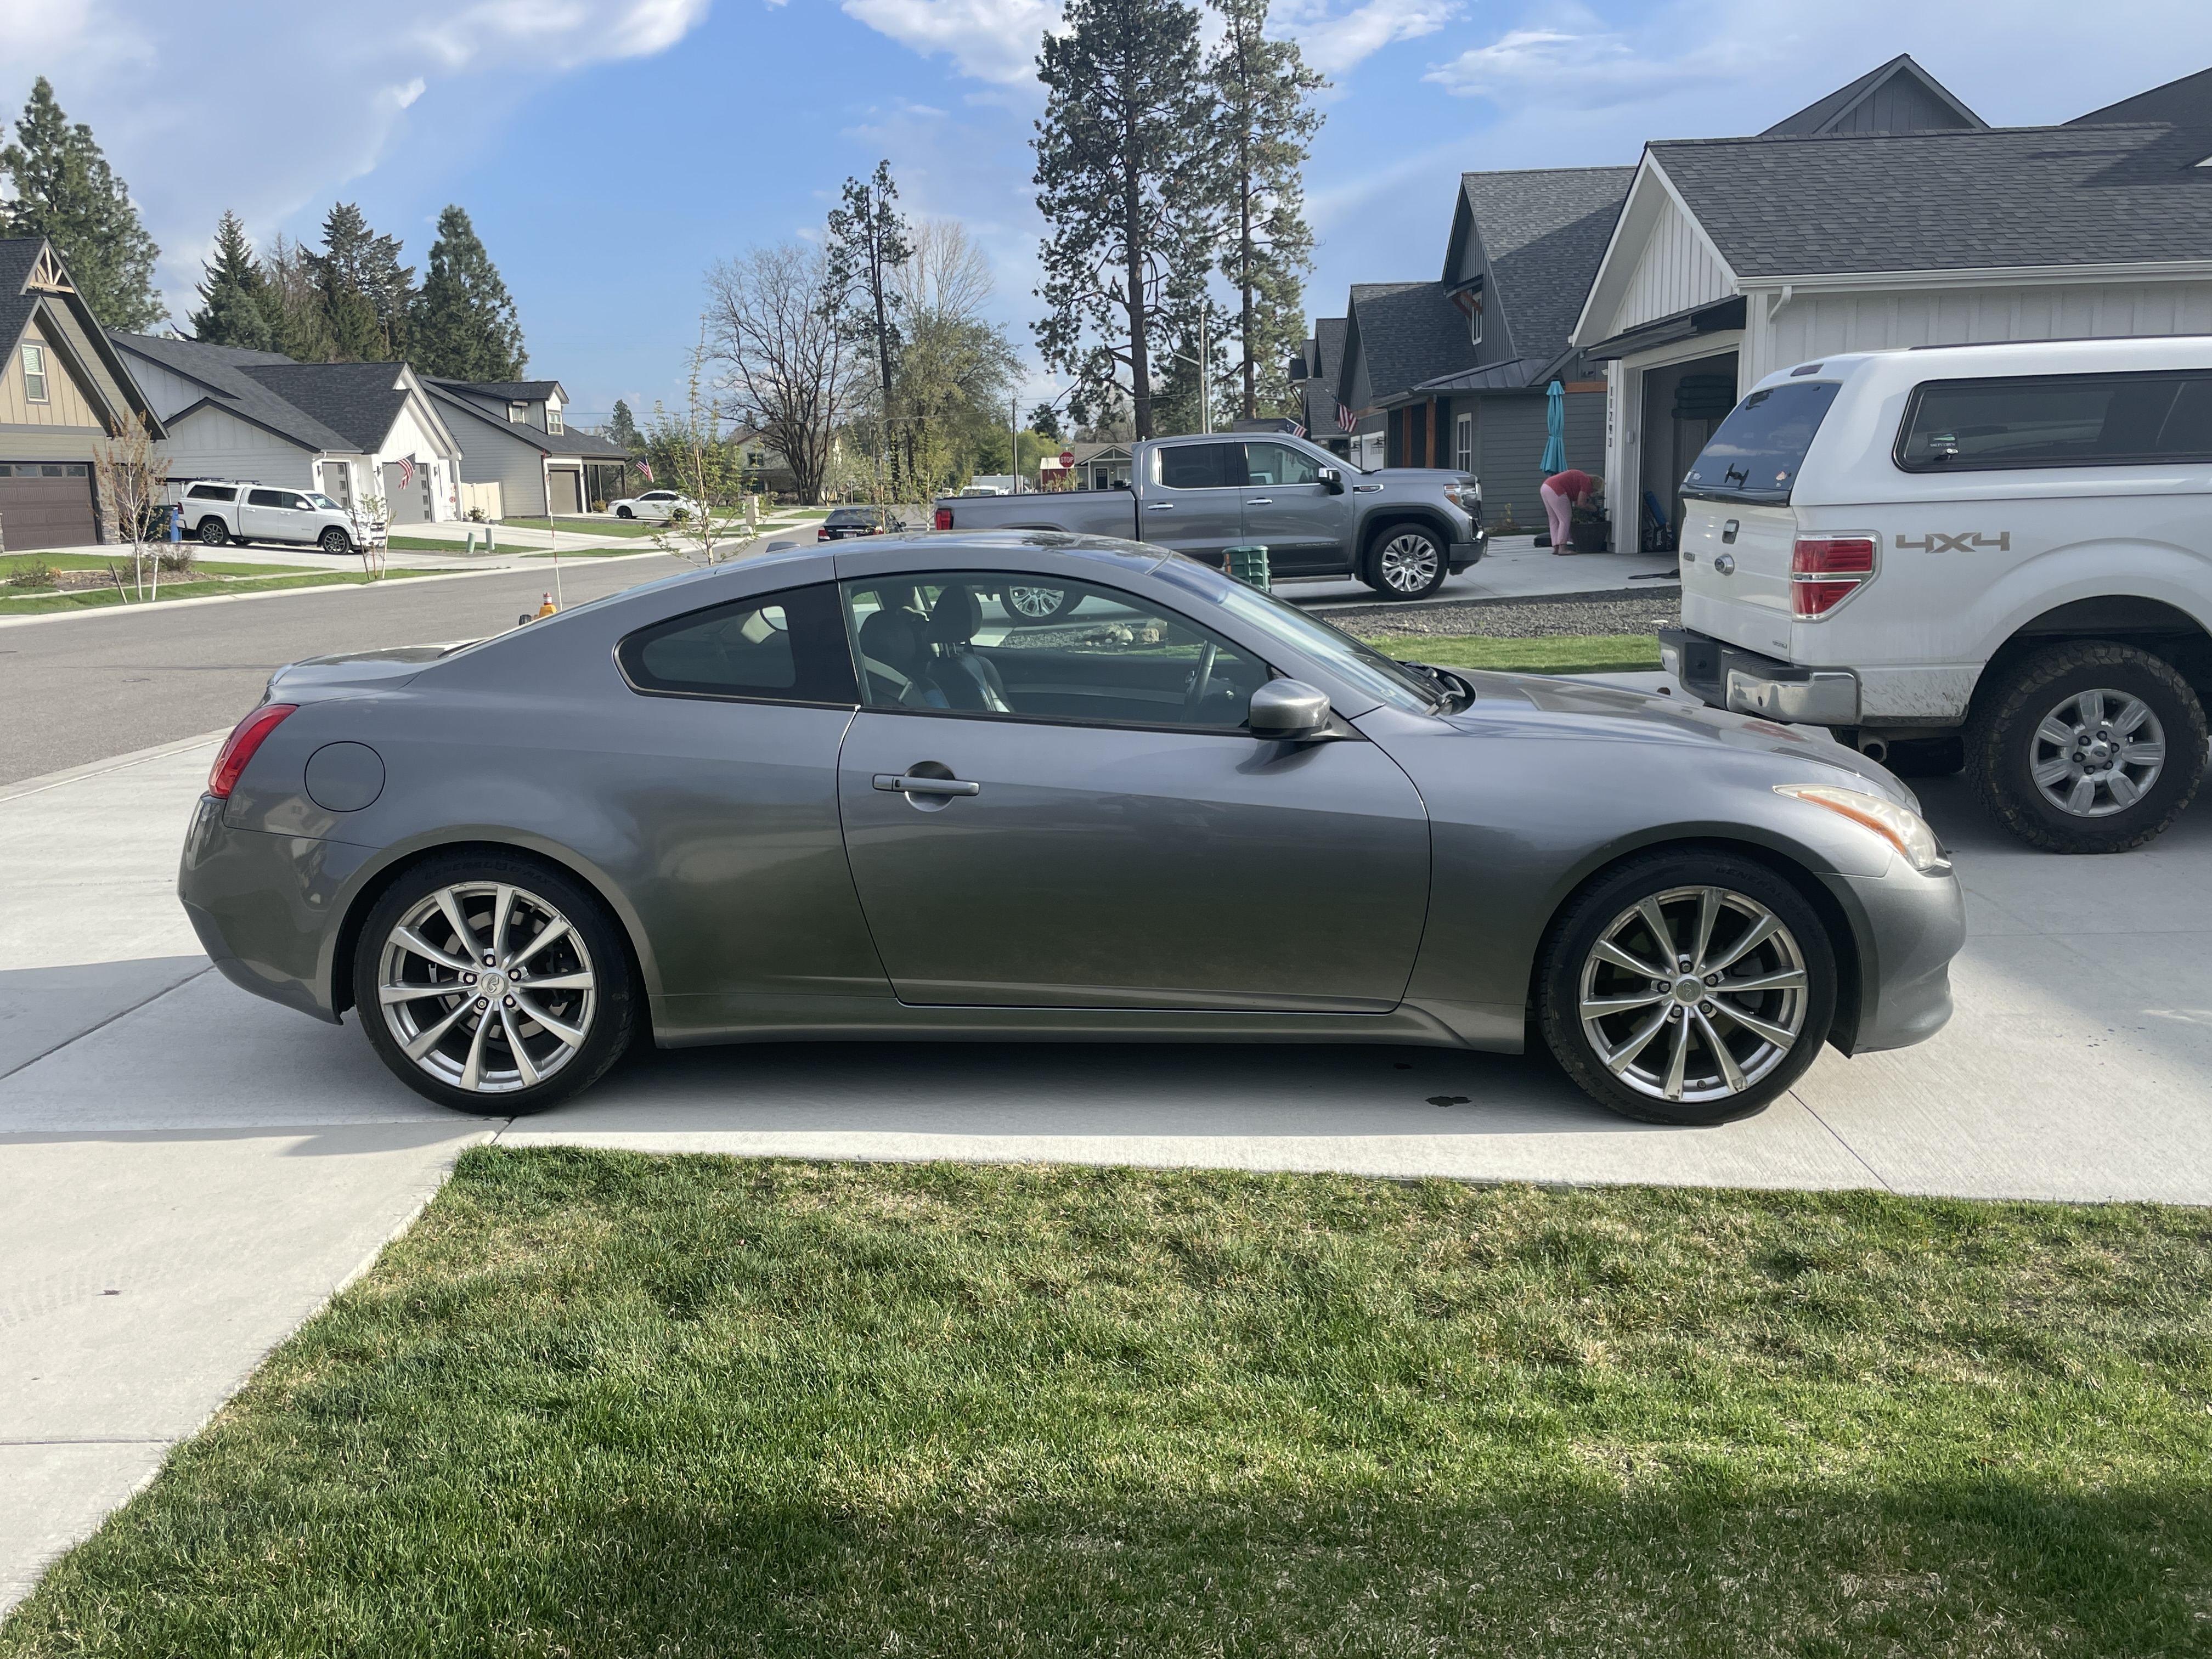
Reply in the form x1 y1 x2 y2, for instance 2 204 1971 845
396 455 415 487
1288 419 1308 438
638 460 654 483
1335 403 1358 432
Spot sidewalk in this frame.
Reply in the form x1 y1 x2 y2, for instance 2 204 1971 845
1300 534 1678 612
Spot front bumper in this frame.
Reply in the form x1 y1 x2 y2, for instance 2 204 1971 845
1661 627 1860 726
1448 532 1485 571
1824 862 1966 1054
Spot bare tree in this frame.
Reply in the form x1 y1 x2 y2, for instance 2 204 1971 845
895 218 995 321
704 244 856 506
648 332 751 566
92 410 169 601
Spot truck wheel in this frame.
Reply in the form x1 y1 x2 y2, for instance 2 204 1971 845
1362 525 1447 600
1965 640 2207 854
197 518 228 548
320 526 354 555
1003 584 1079 622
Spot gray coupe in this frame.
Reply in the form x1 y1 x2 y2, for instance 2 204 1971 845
179 533 1965 1125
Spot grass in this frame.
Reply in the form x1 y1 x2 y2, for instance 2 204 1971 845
502 516 668 538
7 1149 2210 1657
0 567 438 614
0 551 318 579
1365 630 1663 675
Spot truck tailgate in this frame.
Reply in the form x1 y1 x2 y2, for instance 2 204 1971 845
1680 499 1797 658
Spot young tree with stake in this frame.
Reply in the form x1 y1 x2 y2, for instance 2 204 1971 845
93 413 170 603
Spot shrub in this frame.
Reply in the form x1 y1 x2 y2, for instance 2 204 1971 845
157 547 197 574
589 498 607 513
8 558 57 589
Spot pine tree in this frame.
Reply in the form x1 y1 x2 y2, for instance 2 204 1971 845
0 78 165 331
1033 0 1217 440
189 211 274 350
408 205 527 381
608 400 642 453
1028 403 1063 443
825 162 914 492
308 203 415 362
1207 0 1321 420
257 234 337 362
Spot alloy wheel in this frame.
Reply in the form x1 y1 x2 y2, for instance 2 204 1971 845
2029 687 2165 818
1577 885 1808 1104
1376 532 1440 594
376 881 596 1094
1004 585 1070 621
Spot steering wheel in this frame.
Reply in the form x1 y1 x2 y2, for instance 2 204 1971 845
1183 641 1218 714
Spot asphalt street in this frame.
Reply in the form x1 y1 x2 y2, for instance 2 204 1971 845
0 554 693 786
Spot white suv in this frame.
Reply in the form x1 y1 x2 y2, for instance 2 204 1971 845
1661 336 2211 853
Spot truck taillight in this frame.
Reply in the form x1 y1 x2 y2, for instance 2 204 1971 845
934 507 953 530
1790 536 1876 619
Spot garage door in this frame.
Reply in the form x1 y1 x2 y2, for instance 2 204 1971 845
0 462 97 551
549 469 582 516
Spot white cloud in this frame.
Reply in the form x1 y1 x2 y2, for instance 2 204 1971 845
1276 0 1460 76
839 0 1062 85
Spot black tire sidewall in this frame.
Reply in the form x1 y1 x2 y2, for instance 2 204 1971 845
198 520 227 546
1537 850 1838 1126
352 850 636 1116
321 528 351 555
1363 524 1447 599
1968 642 2208 854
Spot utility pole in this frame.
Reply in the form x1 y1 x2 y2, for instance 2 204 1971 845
1011 393 1021 493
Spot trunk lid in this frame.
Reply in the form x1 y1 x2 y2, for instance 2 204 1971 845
1680 498 1799 659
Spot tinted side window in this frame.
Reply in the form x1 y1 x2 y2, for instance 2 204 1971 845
618 582 857 704
246 488 285 507
1682 382 1841 503
1156 443 1244 490
187 483 235 501
1897 371 2212 471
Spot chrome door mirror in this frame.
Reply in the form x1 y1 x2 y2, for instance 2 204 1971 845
1318 466 1345 494
1249 678 1333 739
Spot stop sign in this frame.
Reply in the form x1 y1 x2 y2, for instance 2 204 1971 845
1059 450 1075 467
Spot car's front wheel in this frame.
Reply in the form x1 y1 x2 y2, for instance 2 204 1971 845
1002 584 1080 622
1538 850 1837 1125
616 505 635 519
320 526 353 555
353 851 635 1116
1362 524 1447 600
198 519 229 547
1965 640 2207 854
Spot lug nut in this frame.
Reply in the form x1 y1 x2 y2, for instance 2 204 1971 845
475 998 488 1011
504 996 516 1007
464 973 476 985
1706 974 1720 986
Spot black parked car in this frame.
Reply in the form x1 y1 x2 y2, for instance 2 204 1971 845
817 506 902 541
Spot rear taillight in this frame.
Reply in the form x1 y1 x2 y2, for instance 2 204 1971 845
934 507 953 530
817 526 831 540
1790 536 1876 619
208 703 296 798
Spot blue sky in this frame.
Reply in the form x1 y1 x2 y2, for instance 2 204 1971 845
8 0 2211 416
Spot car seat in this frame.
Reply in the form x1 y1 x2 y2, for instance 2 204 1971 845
923 585 1014 713
856 604 945 708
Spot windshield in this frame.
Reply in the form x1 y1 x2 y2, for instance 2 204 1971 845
306 493 342 511
1152 560 1439 714
1681 381 1841 503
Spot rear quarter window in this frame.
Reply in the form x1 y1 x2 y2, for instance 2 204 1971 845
617 582 857 706
1681 381 1842 504
1897 370 2212 471
187 484 236 501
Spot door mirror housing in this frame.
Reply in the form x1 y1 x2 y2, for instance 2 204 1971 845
1249 678 1334 739
1318 466 1345 494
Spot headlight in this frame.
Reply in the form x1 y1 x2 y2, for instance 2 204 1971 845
1443 483 1480 509
1775 784 1949 873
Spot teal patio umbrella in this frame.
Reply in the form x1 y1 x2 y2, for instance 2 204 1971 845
1539 379 1567 475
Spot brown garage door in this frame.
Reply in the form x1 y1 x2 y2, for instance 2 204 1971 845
548 468 582 516
0 462 98 551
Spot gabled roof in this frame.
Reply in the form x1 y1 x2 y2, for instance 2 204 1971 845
2070 66 2212 128
1296 316 1346 430
1447 166 1633 381
1761 53 1986 137
424 382 630 459
1339 281 1476 409
243 362 417 453
1650 121 2212 276
111 331 457 456
432 379 566 402
0 238 164 434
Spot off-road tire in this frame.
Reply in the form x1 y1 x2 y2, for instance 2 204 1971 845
353 849 636 1117
1537 849 1837 1126
1965 640 2207 854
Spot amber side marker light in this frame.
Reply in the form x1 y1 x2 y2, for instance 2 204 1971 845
208 703 297 799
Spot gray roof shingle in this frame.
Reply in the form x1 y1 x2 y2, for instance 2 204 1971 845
1299 315 1346 431
1760 53 1985 137
432 379 564 401
0 240 42 368
1342 281 1476 406
2070 66 2212 127
238 362 413 452
426 383 630 459
1457 166 1633 376
110 331 360 451
1651 122 2212 276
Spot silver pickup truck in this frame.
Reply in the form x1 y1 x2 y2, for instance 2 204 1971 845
932 432 1484 602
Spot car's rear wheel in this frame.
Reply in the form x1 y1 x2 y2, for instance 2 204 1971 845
1003 584 1080 622
617 505 635 519
1538 850 1836 1125
320 526 353 555
1965 640 2207 854
197 518 228 547
353 851 635 1116
1362 524 1447 600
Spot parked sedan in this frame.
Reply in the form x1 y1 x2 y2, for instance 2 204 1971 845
607 489 703 521
817 505 902 540
180 533 1965 1124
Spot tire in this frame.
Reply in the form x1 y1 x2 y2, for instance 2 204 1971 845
1965 640 2208 854
617 505 635 519
196 518 228 548
1003 584 1080 622
320 526 354 555
1537 850 1837 1126
1362 523 1448 600
352 850 636 1116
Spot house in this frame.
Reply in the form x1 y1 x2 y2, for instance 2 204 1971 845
1757 52 1987 137
425 379 632 517
0 238 167 550
1572 61 2212 549
1067 441 1132 492
111 332 465 523
1290 317 1365 466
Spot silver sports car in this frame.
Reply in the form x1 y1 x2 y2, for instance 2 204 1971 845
180 533 1965 1125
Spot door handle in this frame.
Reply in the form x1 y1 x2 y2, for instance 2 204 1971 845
873 773 980 796
1245 497 1273 505
1146 501 1174 510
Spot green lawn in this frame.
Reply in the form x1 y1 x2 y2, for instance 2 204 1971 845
1367 630 1663 675
501 516 667 538
8 1150 2208 1657
0 551 318 579
0 567 438 614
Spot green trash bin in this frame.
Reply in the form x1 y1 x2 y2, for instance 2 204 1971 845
1224 544 1271 590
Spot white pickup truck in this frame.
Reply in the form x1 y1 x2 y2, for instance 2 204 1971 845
1661 336 2211 853
168 478 383 555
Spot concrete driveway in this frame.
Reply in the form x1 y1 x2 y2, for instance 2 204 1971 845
3 710 2210 1613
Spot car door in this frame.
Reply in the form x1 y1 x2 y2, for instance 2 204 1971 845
241 488 291 541
1240 441 1352 575
833 567 1431 1011
1143 441 1249 565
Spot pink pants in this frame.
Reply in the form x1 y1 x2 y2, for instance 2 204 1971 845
1542 481 1573 548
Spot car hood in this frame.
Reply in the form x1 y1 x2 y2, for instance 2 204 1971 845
267 641 477 699
1432 669 1920 809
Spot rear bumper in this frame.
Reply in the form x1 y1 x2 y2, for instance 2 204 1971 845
178 793 371 1025
1661 628 1860 726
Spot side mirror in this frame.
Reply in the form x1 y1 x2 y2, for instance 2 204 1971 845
1318 467 1345 494
1249 677 1333 739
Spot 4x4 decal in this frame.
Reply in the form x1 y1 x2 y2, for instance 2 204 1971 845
1897 531 2011 554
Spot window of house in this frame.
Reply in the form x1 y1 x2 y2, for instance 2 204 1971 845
21 343 48 403
508 402 528 423
1454 413 1474 473
1896 371 2212 471
546 406 563 435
